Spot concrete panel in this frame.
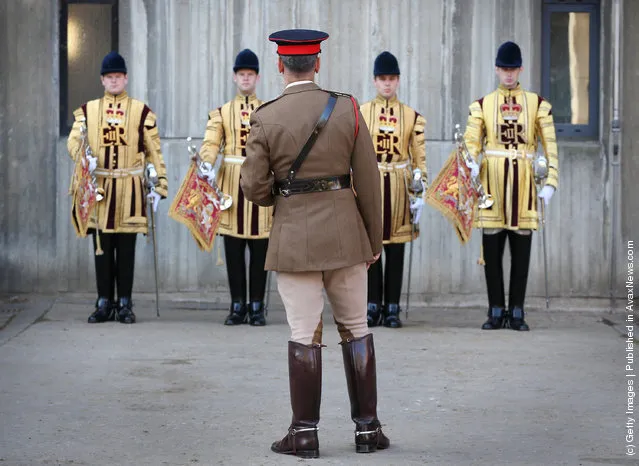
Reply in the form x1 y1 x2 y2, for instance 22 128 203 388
0 0 58 292
143 0 448 140
0 0 8 291
621 0 639 260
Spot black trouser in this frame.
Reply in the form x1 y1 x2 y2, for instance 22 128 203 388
223 236 269 303
367 243 406 306
92 231 137 300
482 230 533 309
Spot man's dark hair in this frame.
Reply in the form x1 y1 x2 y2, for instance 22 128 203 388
281 54 317 74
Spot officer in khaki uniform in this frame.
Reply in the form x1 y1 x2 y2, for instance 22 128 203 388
463 41 559 331
67 52 168 324
360 51 427 328
240 29 390 458
199 49 272 326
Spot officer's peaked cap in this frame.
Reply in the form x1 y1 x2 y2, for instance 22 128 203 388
268 29 329 56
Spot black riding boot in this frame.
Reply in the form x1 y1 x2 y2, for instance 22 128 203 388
248 301 266 326
341 334 390 453
367 259 383 327
248 239 268 326
271 342 322 458
481 230 508 329
117 297 136 324
224 301 247 325
92 232 116 322
507 231 532 331
366 303 382 328
382 244 405 328
112 234 137 324
223 236 248 325
88 297 113 323
382 303 403 329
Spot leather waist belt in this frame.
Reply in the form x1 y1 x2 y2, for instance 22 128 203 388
484 149 534 160
274 174 351 197
93 167 144 178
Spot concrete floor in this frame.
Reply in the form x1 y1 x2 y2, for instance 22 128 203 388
0 293 635 466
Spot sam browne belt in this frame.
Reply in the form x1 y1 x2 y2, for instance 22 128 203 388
274 174 351 197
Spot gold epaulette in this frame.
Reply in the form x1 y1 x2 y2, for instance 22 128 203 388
469 100 483 117
72 107 86 121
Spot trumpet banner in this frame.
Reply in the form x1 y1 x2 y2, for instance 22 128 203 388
169 164 222 252
71 156 98 238
425 148 479 244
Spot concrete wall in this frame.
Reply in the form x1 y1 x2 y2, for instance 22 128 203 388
0 0 631 302
0 0 59 292
622 0 639 260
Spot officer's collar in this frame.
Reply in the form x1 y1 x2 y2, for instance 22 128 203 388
281 81 320 95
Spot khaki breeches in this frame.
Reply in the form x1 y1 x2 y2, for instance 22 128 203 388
277 263 370 345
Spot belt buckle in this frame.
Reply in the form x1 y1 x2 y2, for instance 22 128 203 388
280 187 291 197
509 148 518 159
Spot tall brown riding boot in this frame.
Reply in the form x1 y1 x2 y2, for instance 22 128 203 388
271 341 322 458
341 333 390 453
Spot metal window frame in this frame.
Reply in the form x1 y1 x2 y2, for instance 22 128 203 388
59 0 119 136
541 0 600 139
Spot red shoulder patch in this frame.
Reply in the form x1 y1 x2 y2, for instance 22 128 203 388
350 96 359 139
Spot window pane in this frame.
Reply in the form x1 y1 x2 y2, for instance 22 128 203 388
66 4 113 127
549 12 590 125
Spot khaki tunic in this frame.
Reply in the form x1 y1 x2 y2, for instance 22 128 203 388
463 84 559 230
67 91 168 234
240 82 383 272
199 93 273 239
360 95 427 244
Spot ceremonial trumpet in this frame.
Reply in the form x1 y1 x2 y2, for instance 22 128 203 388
78 124 105 255
79 125 105 202
453 124 494 209
533 150 549 186
186 137 233 211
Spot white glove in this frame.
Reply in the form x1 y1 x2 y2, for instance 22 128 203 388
147 190 162 212
538 185 555 205
86 155 98 173
410 197 425 224
204 172 217 186
199 162 217 187
467 160 480 179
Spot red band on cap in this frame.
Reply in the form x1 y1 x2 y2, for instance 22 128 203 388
277 43 321 55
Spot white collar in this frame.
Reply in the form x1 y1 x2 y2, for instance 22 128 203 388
285 80 314 89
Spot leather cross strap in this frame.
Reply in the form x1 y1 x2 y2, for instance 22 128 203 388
283 92 338 188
